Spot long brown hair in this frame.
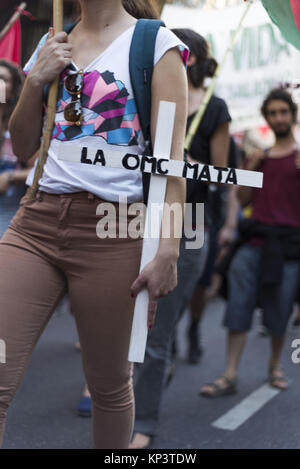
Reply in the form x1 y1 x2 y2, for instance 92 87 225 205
172 28 218 88
122 0 159 19
76 1 159 20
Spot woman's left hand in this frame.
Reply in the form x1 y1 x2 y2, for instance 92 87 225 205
0 172 12 194
130 251 178 329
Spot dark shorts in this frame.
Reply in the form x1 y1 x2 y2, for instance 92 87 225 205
223 244 300 336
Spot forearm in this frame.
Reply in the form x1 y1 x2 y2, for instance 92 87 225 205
0 108 5 136
210 122 230 167
238 151 264 207
157 176 186 259
8 168 32 183
8 75 44 162
224 185 240 228
238 186 253 208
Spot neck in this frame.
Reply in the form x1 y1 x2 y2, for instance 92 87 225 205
79 0 129 31
0 104 5 125
188 81 205 113
274 132 296 151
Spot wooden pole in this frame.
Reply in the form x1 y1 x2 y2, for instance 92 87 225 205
28 0 64 199
185 0 254 152
0 2 27 42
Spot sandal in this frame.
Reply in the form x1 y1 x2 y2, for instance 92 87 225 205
269 366 289 390
199 375 237 398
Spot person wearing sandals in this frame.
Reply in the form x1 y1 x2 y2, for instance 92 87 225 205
0 0 189 449
130 29 230 449
200 88 300 398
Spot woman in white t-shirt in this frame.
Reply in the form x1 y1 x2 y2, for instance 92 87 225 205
1 0 189 449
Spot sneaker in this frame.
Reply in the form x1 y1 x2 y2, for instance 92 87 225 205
77 396 92 418
292 318 300 328
188 344 203 364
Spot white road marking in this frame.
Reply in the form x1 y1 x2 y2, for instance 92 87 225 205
212 384 280 431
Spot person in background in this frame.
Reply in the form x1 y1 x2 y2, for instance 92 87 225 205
292 296 300 327
0 60 36 238
129 28 230 449
200 88 300 397
187 137 240 364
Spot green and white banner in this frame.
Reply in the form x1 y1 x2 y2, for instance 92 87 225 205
261 0 300 51
163 2 300 132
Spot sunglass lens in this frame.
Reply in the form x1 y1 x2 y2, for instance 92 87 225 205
64 101 82 123
65 73 83 94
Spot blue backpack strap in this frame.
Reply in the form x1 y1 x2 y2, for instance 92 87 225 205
129 18 165 205
64 22 78 34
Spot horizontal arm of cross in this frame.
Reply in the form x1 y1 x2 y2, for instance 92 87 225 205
57 144 263 189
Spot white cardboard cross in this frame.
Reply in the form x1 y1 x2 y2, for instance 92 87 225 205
127 101 176 363
57 100 263 363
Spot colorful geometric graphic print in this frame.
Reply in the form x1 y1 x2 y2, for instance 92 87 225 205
54 69 142 146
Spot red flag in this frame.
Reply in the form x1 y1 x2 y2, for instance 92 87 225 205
291 0 300 32
0 18 21 65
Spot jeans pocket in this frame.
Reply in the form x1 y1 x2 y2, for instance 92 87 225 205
19 191 36 208
8 194 33 230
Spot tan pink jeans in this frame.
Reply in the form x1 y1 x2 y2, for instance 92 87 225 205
0 187 143 448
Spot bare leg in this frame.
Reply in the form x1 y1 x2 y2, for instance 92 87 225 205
82 383 90 398
268 335 288 390
200 330 247 395
190 285 206 322
293 304 300 325
224 331 247 379
188 285 207 363
129 433 151 449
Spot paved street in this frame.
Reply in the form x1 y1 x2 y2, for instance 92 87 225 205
2 296 300 449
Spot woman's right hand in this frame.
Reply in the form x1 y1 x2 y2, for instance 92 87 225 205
28 28 73 86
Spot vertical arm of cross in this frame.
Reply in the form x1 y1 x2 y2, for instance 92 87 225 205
128 101 177 363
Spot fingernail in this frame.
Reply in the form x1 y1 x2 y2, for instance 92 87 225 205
130 292 135 298
148 325 153 330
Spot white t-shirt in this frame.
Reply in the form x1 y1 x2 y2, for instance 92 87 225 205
23 24 189 203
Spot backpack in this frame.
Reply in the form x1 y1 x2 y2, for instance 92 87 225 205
128 19 165 206
43 18 165 206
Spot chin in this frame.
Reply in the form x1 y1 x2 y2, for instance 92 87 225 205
273 128 291 138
